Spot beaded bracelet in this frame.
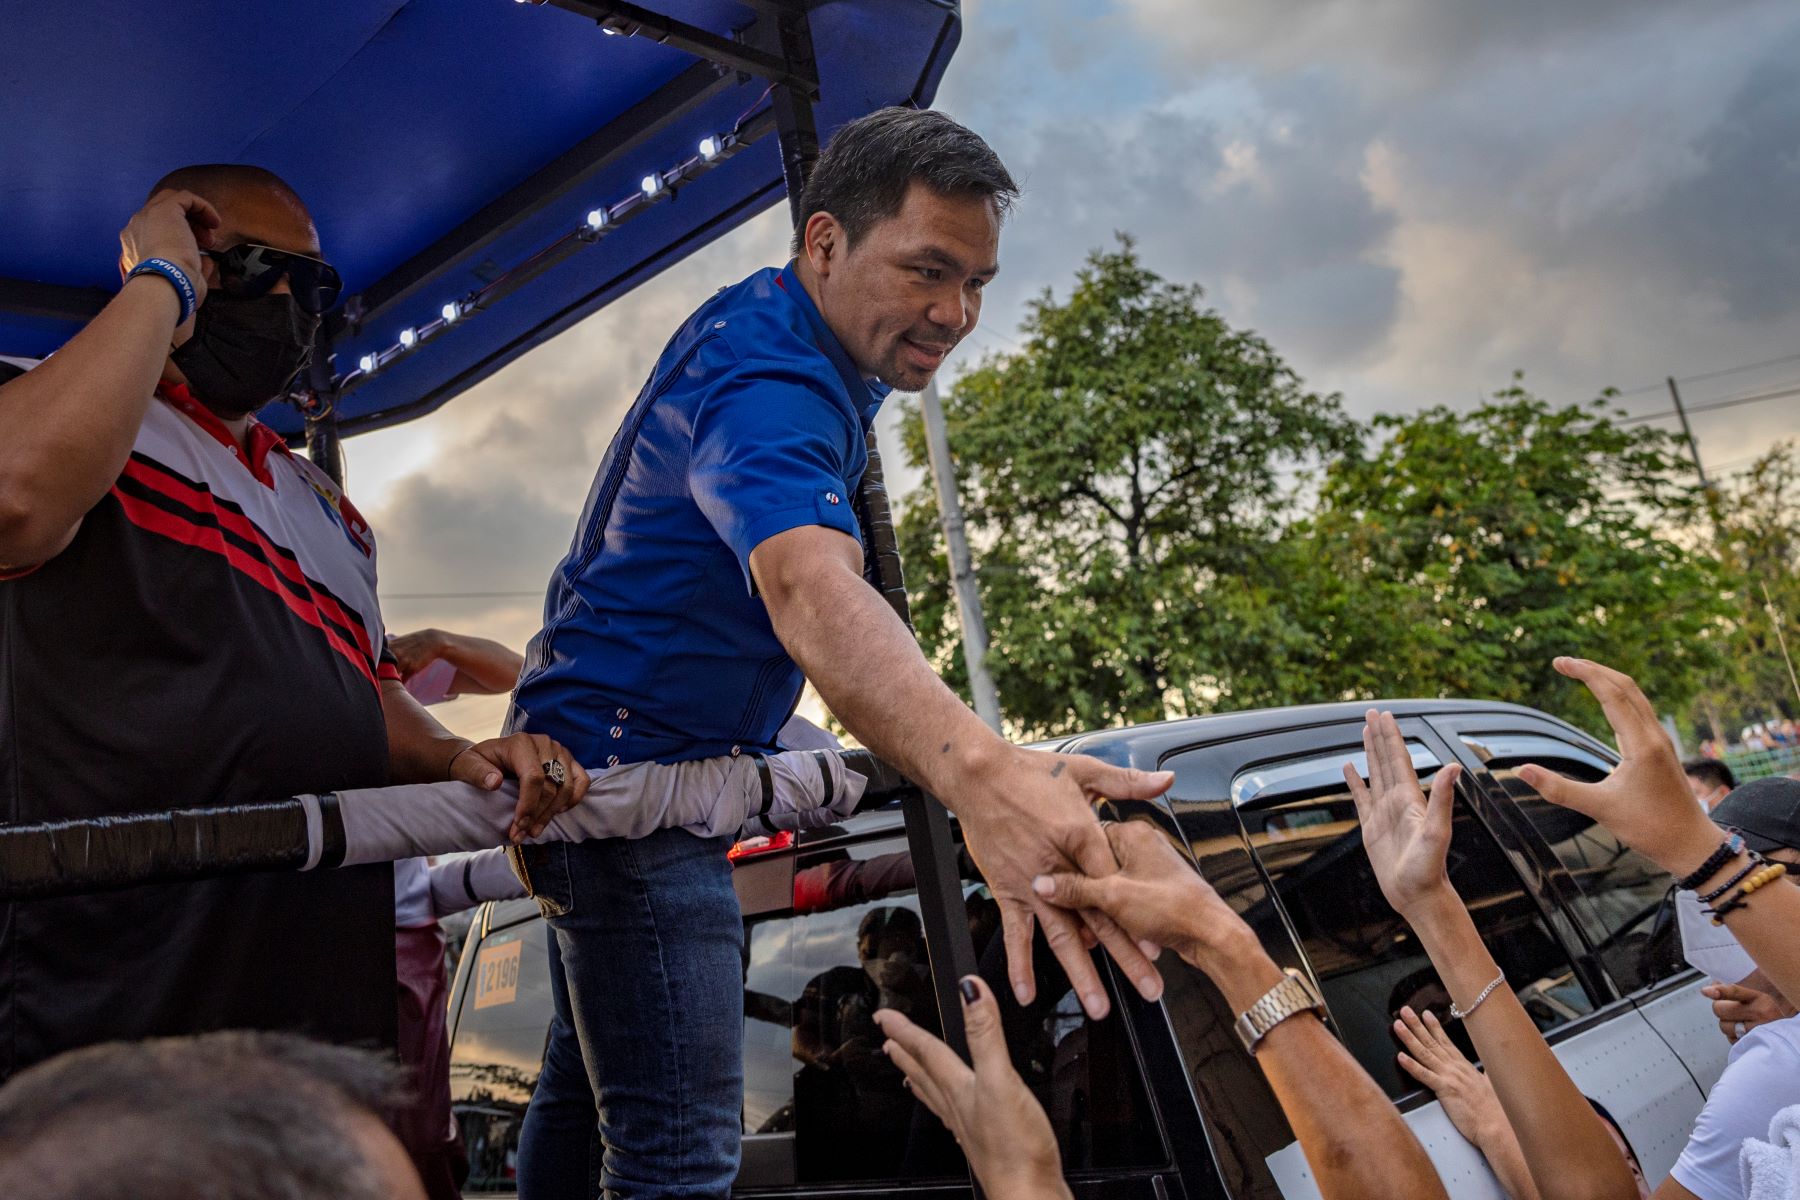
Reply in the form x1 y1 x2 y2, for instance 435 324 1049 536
1677 833 1746 891
1708 862 1787 926
1698 853 1763 905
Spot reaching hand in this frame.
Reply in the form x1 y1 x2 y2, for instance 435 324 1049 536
875 977 1072 1200
1342 711 1463 917
388 628 450 679
1032 819 1242 968
1704 980 1794 1044
954 749 1173 1018
1394 1006 1510 1148
120 189 220 316
449 733 591 841
1514 658 1722 878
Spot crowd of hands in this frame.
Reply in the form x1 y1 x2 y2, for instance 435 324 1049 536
874 657 1800 1200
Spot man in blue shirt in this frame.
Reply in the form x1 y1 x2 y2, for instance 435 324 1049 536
506 108 1175 1199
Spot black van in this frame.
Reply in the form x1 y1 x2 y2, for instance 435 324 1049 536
445 700 1724 1199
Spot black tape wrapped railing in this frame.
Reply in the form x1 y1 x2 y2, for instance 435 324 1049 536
0 749 911 902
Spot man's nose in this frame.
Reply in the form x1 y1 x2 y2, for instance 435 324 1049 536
924 287 969 334
269 273 293 297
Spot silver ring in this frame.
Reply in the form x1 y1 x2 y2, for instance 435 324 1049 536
543 760 566 787
1735 1021 1748 1039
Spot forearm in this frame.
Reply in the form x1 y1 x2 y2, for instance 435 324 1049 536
767 559 1005 804
438 633 525 695
1181 930 1447 1200
1470 1120 1542 1200
1404 890 1634 1200
1676 840 1800 1005
380 681 472 784
0 278 178 564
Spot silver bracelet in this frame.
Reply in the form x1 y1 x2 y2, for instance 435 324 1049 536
1450 971 1506 1020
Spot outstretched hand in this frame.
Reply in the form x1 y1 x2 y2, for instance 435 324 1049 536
954 749 1174 1018
875 977 1071 1200
1515 657 1721 878
1342 711 1463 917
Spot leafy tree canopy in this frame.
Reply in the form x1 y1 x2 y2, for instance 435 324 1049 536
899 236 1355 737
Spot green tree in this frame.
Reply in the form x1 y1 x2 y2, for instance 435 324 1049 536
1690 441 1800 740
1290 381 1730 731
898 237 1356 737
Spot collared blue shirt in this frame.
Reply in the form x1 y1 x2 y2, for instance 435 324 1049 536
507 263 890 766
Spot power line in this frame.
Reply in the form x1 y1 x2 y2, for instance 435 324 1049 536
1618 383 1800 427
1614 350 1800 398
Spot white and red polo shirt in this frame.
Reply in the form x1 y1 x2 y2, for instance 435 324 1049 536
0 380 401 1075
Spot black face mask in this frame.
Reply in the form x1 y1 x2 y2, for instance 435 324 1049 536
171 292 319 418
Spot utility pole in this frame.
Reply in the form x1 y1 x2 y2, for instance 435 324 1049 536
919 379 1003 732
1667 377 1712 491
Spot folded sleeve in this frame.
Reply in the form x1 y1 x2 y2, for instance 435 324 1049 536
689 355 863 592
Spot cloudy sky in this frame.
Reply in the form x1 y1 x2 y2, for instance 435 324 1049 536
349 0 1800 741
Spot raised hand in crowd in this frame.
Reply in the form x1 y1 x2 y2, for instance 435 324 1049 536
1035 819 1450 1200
874 977 1072 1200
1518 656 1800 1008
1705 975 1795 1045
1345 710 1639 1200
1395 1004 1541 1200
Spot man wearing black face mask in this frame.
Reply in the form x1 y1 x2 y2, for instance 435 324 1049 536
0 166 588 1095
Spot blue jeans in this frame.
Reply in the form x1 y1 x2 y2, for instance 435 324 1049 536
515 828 744 1200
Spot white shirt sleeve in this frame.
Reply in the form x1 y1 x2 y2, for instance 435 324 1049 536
1672 1019 1800 1200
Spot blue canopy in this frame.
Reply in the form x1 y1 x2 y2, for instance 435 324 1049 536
0 0 960 437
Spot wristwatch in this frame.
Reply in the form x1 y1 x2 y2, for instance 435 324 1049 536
1235 968 1326 1054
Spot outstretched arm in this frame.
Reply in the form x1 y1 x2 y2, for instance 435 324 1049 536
1344 711 1636 1200
751 524 1168 1017
1395 1005 1541 1200
1036 821 1449 1200
1521 657 1800 1009
389 628 524 696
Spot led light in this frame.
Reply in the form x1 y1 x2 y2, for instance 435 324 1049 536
602 25 620 35
698 136 720 161
441 301 460 323
399 327 417 349
358 354 376 373
640 173 662 197
586 207 609 231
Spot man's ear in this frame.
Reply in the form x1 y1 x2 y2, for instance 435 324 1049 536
802 212 841 279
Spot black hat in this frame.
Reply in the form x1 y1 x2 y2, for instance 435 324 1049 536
1711 775 1800 855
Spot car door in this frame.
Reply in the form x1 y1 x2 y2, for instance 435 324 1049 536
1159 715 1694 1197
1431 715 1722 1173
734 819 1181 1200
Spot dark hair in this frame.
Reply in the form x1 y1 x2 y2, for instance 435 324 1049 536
0 1031 410 1199
147 163 311 218
1587 1097 1644 1171
790 107 1017 256
1684 758 1737 793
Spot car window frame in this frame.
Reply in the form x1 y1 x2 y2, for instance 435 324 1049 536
1426 711 1693 1009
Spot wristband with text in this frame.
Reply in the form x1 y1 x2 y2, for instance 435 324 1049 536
127 257 198 326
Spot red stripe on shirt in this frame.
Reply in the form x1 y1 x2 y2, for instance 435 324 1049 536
120 457 376 662
110 487 378 689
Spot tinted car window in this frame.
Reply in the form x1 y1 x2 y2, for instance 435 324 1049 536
742 833 1166 1187
448 917 553 1192
1234 743 1593 1097
1461 733 1682 996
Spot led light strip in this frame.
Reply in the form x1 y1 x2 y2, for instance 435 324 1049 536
337 128 746 388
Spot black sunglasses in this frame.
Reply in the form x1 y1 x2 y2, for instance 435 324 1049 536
203 243 343 315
